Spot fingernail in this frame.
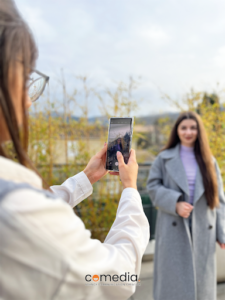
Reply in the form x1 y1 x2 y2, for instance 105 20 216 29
104 142 106 146
117 151 121 156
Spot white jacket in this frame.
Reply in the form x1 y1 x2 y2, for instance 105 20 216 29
0 156 149 300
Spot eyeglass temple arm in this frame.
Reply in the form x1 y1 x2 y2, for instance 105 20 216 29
34 69 50 81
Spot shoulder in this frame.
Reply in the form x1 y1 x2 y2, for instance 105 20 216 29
212 156 219 169
0 179 69 215
155 147 177 160
212 156 221 173
212 156 217 164
150 146 177 171
1 186 89 258
1 186 69 213
0 156 42 189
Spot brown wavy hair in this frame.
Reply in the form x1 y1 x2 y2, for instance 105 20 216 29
0 0 48 188
163 111 219 209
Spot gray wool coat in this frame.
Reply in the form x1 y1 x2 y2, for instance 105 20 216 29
147 144 225 300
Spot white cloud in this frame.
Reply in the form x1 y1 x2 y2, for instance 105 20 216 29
16 3 56 43
139 26 171 46
214 46 225 68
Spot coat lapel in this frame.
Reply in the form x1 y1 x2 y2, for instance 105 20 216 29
193 166 205 204
164 144 190 196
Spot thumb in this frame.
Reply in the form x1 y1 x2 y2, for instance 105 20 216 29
117 151 125 167
128 149 136 164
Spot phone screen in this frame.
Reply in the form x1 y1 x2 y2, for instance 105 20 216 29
106 118 133 171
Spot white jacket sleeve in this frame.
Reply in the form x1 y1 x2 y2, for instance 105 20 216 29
50 171 93 207
2 187 150 300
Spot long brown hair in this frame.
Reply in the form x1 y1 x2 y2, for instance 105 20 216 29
0 0 47 188
163 111 219 209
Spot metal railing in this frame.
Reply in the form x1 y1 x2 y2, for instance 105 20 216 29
138 163 157 240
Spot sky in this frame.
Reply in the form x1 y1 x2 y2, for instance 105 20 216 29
16 0 225 117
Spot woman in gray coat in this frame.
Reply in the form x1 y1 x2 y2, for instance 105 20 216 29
147 111 225 300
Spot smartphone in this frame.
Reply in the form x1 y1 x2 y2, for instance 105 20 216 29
106 117 133 172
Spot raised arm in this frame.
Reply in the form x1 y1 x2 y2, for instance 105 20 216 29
50 144 108 207
50 171 93 207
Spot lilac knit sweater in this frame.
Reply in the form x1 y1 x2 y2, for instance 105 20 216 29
180 144 197 205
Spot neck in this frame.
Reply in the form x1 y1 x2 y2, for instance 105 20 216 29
181 142 194 148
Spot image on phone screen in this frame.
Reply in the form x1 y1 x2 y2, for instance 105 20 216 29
106 118 133 171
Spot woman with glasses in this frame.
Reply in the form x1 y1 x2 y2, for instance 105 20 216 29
0 1 149 299
147 111 225 300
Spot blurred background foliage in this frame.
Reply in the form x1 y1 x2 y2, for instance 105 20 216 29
27 73 225 241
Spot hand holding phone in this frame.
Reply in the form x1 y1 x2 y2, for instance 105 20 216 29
116 149 138 190
83 143 108 184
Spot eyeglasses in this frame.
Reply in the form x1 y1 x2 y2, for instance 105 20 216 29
28 70 49 102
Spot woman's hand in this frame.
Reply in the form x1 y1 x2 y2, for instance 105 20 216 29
83 144 108 184
176 202 193 218
217 241 225 249
115 149 138 190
